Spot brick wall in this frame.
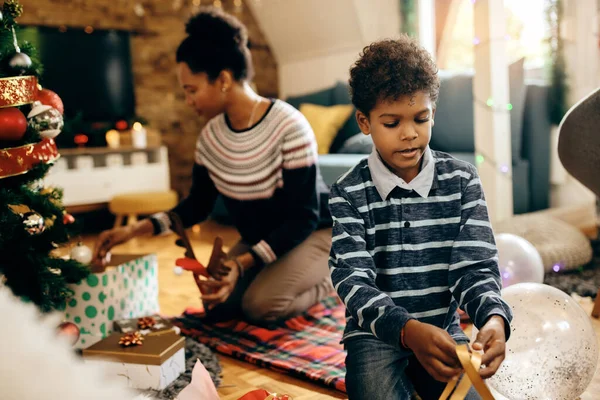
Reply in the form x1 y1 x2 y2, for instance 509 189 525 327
19 0 278 196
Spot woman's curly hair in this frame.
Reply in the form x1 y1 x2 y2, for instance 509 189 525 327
349 35 440 115
176 6 253 82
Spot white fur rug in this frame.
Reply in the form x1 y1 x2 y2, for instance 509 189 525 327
0 286 153 400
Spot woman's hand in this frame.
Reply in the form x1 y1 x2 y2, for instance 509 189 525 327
207 252 255 280
207 256 232 280
92 226 134 268
199 261 240 310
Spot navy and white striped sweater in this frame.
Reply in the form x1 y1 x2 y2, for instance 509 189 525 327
328 149 512 351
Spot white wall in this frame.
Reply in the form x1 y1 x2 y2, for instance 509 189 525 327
279 50 359 98
246 0 401 98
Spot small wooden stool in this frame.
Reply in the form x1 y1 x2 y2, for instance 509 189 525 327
109 190 178 228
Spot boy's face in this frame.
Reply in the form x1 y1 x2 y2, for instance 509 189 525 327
356 91 435 183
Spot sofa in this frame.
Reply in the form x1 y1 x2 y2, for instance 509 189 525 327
211 59 551 222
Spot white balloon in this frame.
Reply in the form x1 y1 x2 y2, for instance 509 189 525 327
487 283 598 400
496 233 544 288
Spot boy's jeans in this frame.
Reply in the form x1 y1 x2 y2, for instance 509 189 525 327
345 336 482 400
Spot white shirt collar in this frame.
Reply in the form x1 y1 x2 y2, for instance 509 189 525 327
368 146 435 199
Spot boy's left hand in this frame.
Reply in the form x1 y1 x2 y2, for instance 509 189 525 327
472 315 506 379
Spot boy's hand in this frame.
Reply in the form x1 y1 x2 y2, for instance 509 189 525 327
403 320 462 382
472 315 506 379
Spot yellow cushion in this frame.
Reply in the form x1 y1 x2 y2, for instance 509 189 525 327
299 103 354 154
109 190 178 215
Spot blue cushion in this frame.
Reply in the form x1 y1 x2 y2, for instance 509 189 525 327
318 153 367 186
329 81 361 153
338 133 373 154
431 59 526 162
286 86 334 110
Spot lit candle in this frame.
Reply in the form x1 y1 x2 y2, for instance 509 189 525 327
131 122 147 149
105 129 120 148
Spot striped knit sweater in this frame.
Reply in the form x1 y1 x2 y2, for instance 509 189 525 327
328 148 512 351
151 99 331 264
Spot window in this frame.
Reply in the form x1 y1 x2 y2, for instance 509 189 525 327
437 0 549 79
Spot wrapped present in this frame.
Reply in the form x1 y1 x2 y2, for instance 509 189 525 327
64 254 159 349
113 314 180 336
82 331 185 390
238 389 292 400
176 359 219 400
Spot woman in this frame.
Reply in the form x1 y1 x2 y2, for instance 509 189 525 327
93 7 333 322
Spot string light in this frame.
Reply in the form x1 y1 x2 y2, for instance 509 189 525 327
553 264 561 272
134 3 145 17
474 97 513 113
475 150 512 178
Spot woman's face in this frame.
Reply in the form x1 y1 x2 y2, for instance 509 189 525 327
177 62 227 120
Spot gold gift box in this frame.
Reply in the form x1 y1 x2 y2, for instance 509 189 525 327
82 332 184 366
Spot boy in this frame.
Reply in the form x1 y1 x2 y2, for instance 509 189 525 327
328 36 513 399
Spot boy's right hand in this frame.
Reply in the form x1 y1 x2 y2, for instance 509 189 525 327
403 320 462 382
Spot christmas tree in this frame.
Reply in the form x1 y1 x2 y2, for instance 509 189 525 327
0 0 89 312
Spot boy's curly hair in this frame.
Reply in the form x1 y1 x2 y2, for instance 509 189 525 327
349 35 440 116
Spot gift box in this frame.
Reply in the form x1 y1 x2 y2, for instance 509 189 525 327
64 254 159 349
238 389 292 400
113 314 180 336
82 332 185 390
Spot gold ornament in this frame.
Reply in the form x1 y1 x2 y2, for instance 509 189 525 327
118 331 144 347
3 0 23 19
44 214 56 228
137 316 156 330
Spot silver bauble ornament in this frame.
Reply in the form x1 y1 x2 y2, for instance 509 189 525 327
23 211 45 235
27 101 64 139
70 242 93 265
8 52 32 75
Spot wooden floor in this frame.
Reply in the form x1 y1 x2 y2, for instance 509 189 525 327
80 220 345 400
80 219 600 400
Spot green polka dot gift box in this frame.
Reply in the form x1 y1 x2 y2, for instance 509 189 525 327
64 254 159 349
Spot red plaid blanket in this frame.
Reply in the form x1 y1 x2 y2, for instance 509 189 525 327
172 296 347 393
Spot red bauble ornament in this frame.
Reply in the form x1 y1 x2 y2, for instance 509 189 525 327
36 88 64 115
57 321 80 346
0 108 27 141
63 213 75 224
115 120 128 130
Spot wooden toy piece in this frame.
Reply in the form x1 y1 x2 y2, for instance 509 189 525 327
175 257 209 277
205 236 229 279
167 212 197 260
167 212 227 294
592 288 600 318
168 212 208 292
